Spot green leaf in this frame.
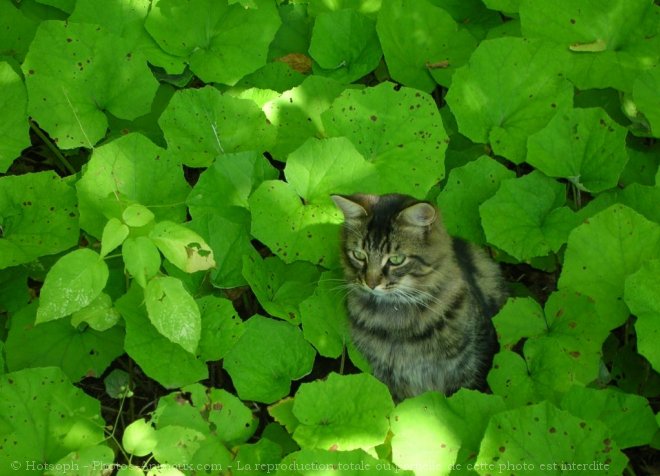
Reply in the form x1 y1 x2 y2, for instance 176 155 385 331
100 218 129 258
268 398 299 435
561 386 657 449
69 0 185 75
237 61 306 92
36 248 109 323
446 37 573 164
285 137 385 200
300 270 349 358
0 62 30 172
197 296 245 362
607 342 660 398
6 302 124 382
22 20 158 149
188 151 279 218
292 373 394 451
249 137 383 267
123 419 158 458
559 204 660 329
309 9 381 83
488 350 542 408
192 214 260 288
436 156 515 244
624 259 660 373
76 133 190 238
242 255 321 323
621 144 660 187
186 150 277 287
171 383 258 445
577 183 660 225
190 440 233 475
0 2 39 63
234 438 283 476
519 0 660 92
104 369 133 399
0 267 30 314
526 108 629 193
262 423 299 456
146 0 281 85
492 297 546 349
322 82 448 197
54 445 115 476
268 3 313 61
276 448 411 476
152 389 209 435
263 75 345 160
480 171 580 261
0 367 108 468
427 0 503 41
70 293 121 332
122 236 162 288
390 390 505 476
476 401 627 473
159 86 276 167
0 171 79 269
490 290 609 406
481 0 520 14
204 388 258 445
377 0 477 90
149 221 215 273
145 276 202 354
116 285 208 388
122 203 155 228
35 0 75 13
633 66 660 137
223 315 316 403
152 426 205 465
306 0 382 17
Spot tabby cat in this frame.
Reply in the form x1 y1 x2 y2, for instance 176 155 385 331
332 193 507 401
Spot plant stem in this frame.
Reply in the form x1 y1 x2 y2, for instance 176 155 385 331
29 119 76 175
339 341 346 375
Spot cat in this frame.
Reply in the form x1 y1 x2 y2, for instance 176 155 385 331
332 193 507 401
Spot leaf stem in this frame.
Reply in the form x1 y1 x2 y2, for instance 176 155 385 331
339 341 346 375
104 389 131 463
29 119 76 175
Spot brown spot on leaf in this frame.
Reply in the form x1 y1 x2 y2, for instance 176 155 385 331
275 53 312 74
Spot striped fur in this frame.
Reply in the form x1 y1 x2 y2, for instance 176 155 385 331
332 193 507 400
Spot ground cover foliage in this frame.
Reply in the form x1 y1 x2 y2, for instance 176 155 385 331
0 0 659 475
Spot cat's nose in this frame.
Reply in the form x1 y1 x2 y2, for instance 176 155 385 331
365 272 380 289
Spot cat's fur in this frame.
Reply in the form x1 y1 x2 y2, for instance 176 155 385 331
332 193 507 401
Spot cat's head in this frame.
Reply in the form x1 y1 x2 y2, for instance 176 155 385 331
332 193 449 300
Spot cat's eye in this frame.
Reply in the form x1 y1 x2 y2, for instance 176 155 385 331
351 249 367 261
388 254 406 265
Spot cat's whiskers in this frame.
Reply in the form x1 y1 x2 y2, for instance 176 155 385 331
396 284 444 306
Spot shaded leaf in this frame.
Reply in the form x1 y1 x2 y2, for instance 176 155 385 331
0 171 79 269
526 107 629 193
224 315 316 404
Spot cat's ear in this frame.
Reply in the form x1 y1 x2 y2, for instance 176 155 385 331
398 202 437 226
331 194 370 219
